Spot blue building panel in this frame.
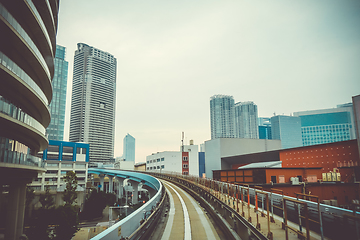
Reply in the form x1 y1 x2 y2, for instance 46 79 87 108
300 112 351 127
259 126 272 139
43 140 89 162
198 152 205 177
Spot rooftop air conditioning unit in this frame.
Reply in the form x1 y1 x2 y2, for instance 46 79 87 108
290 177 299 185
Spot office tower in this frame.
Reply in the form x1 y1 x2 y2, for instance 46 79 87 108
293 104 355 146
210 95 235 139
271 115 302 149
123 133 135 161
258 117 272 139
69 43 117 163
234 101 259 138
0 1 59 239
46 45 68 140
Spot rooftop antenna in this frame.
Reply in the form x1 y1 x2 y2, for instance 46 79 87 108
181 132 184 152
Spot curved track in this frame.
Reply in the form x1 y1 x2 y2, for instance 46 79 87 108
158 180 221 240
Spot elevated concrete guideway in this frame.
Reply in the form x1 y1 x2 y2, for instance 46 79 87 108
87 168 163 240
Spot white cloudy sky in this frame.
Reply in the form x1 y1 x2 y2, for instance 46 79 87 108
57 0 360 163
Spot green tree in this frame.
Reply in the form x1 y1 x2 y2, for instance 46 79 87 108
62 171 78 205
39 186 55 209
54 204 79 240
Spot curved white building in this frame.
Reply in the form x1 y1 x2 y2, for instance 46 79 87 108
0 1 59 238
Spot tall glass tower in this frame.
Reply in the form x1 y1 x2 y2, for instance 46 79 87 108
47 45 68 141
210 95 235 139
123 133 135 161
69 43 117 163
234 101 259 139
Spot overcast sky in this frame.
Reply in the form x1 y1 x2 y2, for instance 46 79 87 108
57 0 360 163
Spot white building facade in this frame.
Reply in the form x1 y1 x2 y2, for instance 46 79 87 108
69 43 117 163
146 143 199 176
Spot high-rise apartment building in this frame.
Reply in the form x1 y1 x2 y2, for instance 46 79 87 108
69 43 117 163
47 45 68 141
0 1 59 238
271 115 302 149
123 133 135 162
210 95 235 139
234 101 259 139
293 104 355 146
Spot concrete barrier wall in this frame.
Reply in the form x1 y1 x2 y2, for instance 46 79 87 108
89 170 163 240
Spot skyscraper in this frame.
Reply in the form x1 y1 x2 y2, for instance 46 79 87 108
271 115 302 149
47 45 68 141
210 95 235 139
0 1 59 238
293 104 355 146
69 43 117 163
123 133 135 162
234 101 259 139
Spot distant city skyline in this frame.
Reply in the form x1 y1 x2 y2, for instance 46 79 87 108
56 0 360 162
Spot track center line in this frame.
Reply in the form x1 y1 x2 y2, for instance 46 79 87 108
164 181 192 240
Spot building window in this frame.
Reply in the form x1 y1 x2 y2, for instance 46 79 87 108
161 158 164 161
161 165 164 169
47 153 59 160
63 146 74 153
75 164 86 169
157 166 160 169
62 163 73 168
62 155 73 161
46 170 58 174
157 158 160 162
183 164 188 168
183 156 188 161
46 163 58 167
48 145 59 153
77 147 87 154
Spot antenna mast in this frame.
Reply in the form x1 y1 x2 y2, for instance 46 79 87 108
181 132 184 152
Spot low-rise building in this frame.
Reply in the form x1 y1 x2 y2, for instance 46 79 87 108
29 140 89 207
146 141 199 176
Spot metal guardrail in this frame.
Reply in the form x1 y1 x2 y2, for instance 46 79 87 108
146 171 360 239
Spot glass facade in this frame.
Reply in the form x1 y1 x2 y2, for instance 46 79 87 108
210 95 235 139
46 45 68 141
123 133 135 161
271 115 302 149
294 105 355 146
